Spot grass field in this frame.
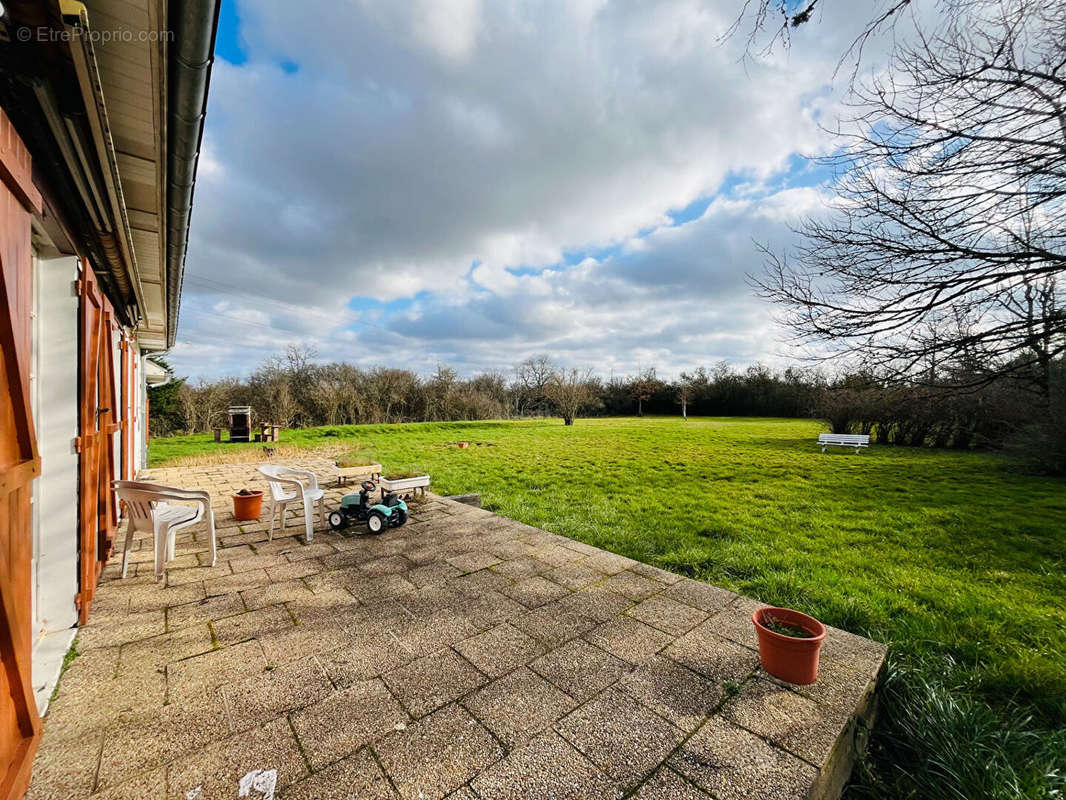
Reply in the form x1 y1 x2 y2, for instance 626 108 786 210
151 417 1066 798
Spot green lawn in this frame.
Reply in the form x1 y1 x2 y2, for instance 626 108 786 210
151 417 1066 798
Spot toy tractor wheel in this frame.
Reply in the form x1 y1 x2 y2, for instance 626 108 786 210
392 508 408 527
327 510 347 531
366 511 387 535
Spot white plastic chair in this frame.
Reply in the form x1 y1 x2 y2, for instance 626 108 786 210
112 480 217 580
257 465 326 542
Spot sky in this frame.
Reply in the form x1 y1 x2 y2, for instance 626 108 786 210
170 0 894 382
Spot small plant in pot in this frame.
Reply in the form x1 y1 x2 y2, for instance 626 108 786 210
752 607 827 685
232 488 263 521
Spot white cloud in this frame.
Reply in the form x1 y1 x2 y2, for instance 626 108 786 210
172 0 889 380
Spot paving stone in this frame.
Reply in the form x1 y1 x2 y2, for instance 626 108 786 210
345 572 419 603
530 545 585 567
362 555 415 576
662 623 760 683
579 551 638 575
554 585 633 622
664 580 739 614
585 616 673 665
286 585 360 626
87 768 166 800
266 557 325 582
626 595 708 637
453 623 544 677
116 579 208 613
119 620 215 674
383 648 486 717
204 569 272 597
669 717 817 800
408 561 463 587
76 609 166 649
544 561 608 590
241 578 314 610
391 609 482 658
617 657 723 732
556 686 684 786
224 655 334 731
629 767 712 799
286 540 339 561
376 704 504 800
319 632 416 685
166 716 307 800
529 639 630 702
721 678 849 766
490 556 551 580
456 589 527 629
24 723 103 800
167 639 268 701
486 540 539 560
705 596 766 649
447 551 503 574
96 690 231 791
601 570 666 601
210 604 294 647
628 563 685 586
167 594 246 630
470 731 620 800
501 575 571 608
258 616 353 665
511 605 599 648
281 748 397 800
165 563 230 588
290 678 409 768
462 667 577 747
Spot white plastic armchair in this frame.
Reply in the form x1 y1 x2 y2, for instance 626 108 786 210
257 465 326 542
112 480 216 580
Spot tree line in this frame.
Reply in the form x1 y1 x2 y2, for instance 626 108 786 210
148 346 1064 471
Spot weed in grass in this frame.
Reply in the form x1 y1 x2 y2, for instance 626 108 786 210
151 416 1066 798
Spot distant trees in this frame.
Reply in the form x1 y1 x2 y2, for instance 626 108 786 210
628 368 663 416
545 368 597 425
153 347 1065 470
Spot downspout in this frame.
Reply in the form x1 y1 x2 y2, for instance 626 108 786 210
165 0 220 348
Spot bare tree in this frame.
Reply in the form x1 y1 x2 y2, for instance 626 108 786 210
677 368 709 420
756 0 1066 396
545 369 596 425
628 368 662 417
513 355 555 415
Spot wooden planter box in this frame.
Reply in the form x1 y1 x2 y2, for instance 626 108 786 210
335 462 382 485
379 474 430 497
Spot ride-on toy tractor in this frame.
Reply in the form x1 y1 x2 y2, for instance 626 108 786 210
327 480 408 534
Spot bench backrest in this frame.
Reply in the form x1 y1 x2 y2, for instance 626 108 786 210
818 433 870 444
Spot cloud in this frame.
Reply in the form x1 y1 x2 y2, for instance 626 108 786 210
172 0 881 380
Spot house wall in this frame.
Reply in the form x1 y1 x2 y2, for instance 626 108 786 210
30 256 81 640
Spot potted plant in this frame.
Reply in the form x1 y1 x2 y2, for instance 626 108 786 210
334 455 382 486
379 470 431 497
232 488 264 521
751 606 827 685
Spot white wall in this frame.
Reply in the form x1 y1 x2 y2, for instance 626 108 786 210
31 255 80 637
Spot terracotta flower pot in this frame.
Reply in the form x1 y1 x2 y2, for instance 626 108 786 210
232 490 263 521
752 606 827 685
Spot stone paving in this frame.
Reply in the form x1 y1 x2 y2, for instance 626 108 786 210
28 459 886 800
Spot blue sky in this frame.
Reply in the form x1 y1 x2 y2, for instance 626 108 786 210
171 0 870 381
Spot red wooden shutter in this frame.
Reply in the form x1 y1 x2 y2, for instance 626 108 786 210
76 266 119 624
0 106 43 800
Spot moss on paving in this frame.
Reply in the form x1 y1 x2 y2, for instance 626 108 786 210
151 416 1066 797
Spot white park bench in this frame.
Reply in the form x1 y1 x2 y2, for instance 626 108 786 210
818 433 870 453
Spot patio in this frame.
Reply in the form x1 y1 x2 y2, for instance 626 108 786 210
28 459 885 800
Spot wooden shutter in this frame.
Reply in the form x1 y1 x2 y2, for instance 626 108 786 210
0 106 43 800
76 265 119 624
